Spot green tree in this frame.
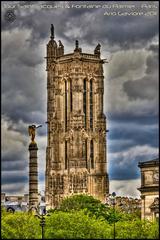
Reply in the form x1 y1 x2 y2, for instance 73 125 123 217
57 194 125 223
1 210 41 239
57 194 103 212
45 210 112 239
115 219 159 239
1 199 159 239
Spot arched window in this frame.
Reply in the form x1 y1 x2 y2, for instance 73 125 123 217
82 141 85 158
85 139 87 168
70 79 72 112
65 81 67 131
82 140 87 159
83 79 87 128
65 140 67 169
90 140 94 168
90 80 93 130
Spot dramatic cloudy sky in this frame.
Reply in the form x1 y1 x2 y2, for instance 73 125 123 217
1 1 159 198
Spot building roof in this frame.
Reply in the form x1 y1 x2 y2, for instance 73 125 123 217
137 186 159 193
138 158 159 168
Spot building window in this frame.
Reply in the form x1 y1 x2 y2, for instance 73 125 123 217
82 140 87 165
83 79 87 128
90 140 94 168
90 80 93 130
65 81 67 131
82 141 85 158
142 172 145 186
85 140 87 161
85 140 87 168
70 79 72 112
65 141 67 169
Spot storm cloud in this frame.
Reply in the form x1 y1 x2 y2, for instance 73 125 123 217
123 46 158 101
1 1 159 197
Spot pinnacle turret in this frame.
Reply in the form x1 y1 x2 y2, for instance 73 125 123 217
50 24 54 40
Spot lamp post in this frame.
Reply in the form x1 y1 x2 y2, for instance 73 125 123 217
36 213 45 239
35 210 50 239
111 192 116 240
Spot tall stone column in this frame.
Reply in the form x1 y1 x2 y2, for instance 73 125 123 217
29 142 38 210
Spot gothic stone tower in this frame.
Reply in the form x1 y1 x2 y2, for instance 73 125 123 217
45 25 109 208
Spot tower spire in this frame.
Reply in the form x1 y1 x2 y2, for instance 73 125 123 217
50 24 54 39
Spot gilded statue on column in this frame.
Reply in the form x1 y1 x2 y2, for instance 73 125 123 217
28 125 36 143
28 124 42 143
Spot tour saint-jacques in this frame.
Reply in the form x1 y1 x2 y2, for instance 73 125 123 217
45 25 109 208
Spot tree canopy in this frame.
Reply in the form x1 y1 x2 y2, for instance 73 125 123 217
1 195 159 239
45 210 112 239
1 209 41 239
55 194 139 223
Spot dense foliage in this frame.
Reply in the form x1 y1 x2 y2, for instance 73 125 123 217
45 210 112 239
1 195 159 239
1 209 41 239
55 194 111 220
115 219 159 239
56 194 140 223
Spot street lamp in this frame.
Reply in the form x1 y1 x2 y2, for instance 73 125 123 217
35 210 50 239
110 192 116 240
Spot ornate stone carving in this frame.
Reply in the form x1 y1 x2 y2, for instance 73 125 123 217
153 170 159 183
72 85 83 92
55 88 62 95
81 128 89 139
69 172 88 193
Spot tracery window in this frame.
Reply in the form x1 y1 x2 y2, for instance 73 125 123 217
82 140 87 164
65 140 67 169
90 140 94 168
83 79 87 128
90 80 93 130
85 140 87 168
65 81 67 131
70 79 72 112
